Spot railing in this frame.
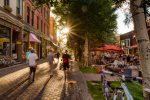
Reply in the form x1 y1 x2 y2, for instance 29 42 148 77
101 70 134 100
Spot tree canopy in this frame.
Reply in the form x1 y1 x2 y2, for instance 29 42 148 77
34 0 118 56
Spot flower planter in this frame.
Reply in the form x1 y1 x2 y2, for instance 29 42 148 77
95 66 105 73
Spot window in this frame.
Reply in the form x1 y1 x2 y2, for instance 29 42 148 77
44 23 45 34
27 7 30 24
41 20 43 32
44 7 45 17
32 11 34 26
4 0 9 6
16 0 20 15
47 25 49 35
125 39 130 47
41 7 43 14
37 16 39 29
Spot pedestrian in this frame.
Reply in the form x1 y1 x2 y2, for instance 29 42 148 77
26 47 32 64
22 51 26 64
48 50 54 75
62 50 71 73
28 49 38 82
56 52 60 60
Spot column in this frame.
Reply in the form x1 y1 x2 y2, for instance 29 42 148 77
10 28 13 58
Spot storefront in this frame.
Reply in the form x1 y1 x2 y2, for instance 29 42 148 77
0 25 10 56
0 20 22 62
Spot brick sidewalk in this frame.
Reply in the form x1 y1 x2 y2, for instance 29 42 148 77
0 59 65 100
62 61 92 100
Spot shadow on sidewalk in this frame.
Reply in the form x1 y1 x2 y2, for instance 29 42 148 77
0 77 32 100
34 63 58 100
34 75 52 100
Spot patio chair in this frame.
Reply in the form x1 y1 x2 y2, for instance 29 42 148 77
123 68 132 81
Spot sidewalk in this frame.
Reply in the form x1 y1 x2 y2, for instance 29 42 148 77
62 61 93 100
0 59 65 100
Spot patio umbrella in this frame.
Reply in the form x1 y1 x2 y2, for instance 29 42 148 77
103 45 123 52
91 44 123 52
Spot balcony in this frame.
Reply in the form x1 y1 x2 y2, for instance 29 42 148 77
3 5 12 12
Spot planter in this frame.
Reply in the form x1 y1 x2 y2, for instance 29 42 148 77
3 5 12 12
95 66 105 73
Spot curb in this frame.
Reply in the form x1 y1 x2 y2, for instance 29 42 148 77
79 70 93 100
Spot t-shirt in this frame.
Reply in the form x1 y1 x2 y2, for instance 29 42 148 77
62 54 70 64
48 53 54 64
28 53 38 66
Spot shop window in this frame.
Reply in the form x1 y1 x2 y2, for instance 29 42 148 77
0 26 10 56
4 0 9 6
27 7 30 24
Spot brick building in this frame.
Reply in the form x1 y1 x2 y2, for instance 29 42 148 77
0 0 23 61
23 0 50 58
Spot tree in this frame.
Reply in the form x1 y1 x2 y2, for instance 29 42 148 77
114 0 150 99
130 0 150 99
34 0 117 66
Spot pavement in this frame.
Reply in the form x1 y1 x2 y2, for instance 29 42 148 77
0 59 93 100
0 59 65 100
62 61 93 100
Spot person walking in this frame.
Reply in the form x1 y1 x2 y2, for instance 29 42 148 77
56 52 60 60
26 48 32 64
48 50 54 75
62 50 71 74
28 49 38 82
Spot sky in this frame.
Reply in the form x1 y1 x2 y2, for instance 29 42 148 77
116 5 134 34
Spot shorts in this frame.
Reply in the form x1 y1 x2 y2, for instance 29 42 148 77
63 63 69 70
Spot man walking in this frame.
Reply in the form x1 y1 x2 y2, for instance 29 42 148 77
28 49 38 82
62 50 71 73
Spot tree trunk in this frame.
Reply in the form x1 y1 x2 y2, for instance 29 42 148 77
84 35 89 66
130 0 150 99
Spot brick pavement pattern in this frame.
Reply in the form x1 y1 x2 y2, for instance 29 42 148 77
0 59 65 100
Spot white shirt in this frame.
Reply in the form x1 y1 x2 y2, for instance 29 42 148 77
28 53 38 66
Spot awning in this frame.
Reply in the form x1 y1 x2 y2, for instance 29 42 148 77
91 44 123 52
23 33 41 43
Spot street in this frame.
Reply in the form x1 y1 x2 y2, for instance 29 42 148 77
0 60 65 100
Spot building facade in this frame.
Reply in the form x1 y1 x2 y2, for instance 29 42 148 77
49 16 58 50
120 31 137 55
120 21 150 55
0 0 51 63
0 0 23 61
23 0 50 59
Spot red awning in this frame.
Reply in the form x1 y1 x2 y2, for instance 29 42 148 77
91 44 123 52
23 33 41 43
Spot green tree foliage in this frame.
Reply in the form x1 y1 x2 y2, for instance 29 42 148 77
34 0 117 60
